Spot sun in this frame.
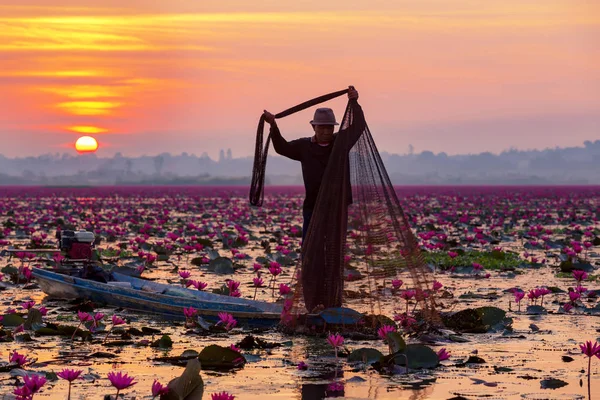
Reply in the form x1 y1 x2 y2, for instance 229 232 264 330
75 136 99 153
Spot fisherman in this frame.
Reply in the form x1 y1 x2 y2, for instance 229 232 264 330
262 86 360 242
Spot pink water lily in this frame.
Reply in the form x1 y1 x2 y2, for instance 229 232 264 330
211 392 235 400
58 368 82 400
377 325 396 340
151 380 169 398
9 351 28 367
217 312 237 331
437 348 451 361
107 371 136 398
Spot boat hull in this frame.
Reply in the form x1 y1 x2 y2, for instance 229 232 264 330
33 268 282 328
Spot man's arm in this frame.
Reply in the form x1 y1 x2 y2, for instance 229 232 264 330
264 111 303 161
341 87 366 148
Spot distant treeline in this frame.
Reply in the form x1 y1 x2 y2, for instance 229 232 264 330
1 139 599 185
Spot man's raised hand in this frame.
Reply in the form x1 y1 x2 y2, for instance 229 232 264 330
263 110 276 125
348 86 359 100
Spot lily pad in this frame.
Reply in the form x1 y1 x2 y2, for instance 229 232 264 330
347 348 384 364
198 345 246 370
151 335 173 349
402 344 439 369
161 359 204 400
443 307 509 333
24 308 44 330
208 257 234 274
386 332 406 353
540 378 568 389
2 314 25 327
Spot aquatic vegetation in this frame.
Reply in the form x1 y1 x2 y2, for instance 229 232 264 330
107 371 137 398
57 369 83 400
0 186 598 398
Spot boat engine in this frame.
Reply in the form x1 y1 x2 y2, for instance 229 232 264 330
57 229 96 260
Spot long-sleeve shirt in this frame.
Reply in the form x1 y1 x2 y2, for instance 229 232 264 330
270 100 366 211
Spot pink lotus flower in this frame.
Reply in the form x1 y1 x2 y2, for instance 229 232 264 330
57 368 83 382
394 313 417 329
227 280 240 292
377 325 396 340
432 280 443 291
472 262 483 271
279 283 291 295
56 368 83 400
179 270 192 280
253 263 262 272
563 303 573 312
38 306 48 316
192 280 208 290
21 301 35 310
573 270 588 282
268 263 282 277
569 291 581 303
230 344 241 352
580 341 600 357
448 251 458 259
327 333 344 348
211 392 235 400
327 333 344 362
217 312 237 330
437 348 451 361
400 290 416 300
9 351 28 366
151 380 169 398
253 277 264 287
513 291 525 303
391 279 403 290
77 311 93 323
183 307 196 320
22 374 47 397
93 313 105 323
107 371 136 397
297 361 308 370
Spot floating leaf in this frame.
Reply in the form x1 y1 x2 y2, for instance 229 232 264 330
347 348 384 364
540 378 568 389
2 314 25 327
24 308 43 330
208 257 234 274
198 345 246 370
386 332 406 353
151 335 173 349
402 344 439 369
162 358 204 400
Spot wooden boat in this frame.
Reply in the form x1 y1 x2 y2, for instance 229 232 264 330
32 267 282 328
32 267 365 329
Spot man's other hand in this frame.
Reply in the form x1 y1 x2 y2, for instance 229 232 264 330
263 110 276 125
348 86 359 100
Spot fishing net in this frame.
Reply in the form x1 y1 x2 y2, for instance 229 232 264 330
250 89 438 331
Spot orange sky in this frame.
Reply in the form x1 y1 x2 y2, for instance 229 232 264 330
1 0 598 158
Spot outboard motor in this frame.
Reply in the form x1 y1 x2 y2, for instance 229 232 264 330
57 230 96 260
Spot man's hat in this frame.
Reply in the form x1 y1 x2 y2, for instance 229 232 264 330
310 108 339 126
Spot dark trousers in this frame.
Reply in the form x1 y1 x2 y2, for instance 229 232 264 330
302 208 313 242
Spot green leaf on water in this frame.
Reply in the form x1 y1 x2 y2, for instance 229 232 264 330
386 332 406 353
2 314 25 327
198 345 246 370
393 344 440 369
24 308 43 330
151 335 173 349
162 358 204 400
347 348 384 364
208 257 234 274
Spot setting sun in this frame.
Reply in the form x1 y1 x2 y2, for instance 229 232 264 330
75 136 99 153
